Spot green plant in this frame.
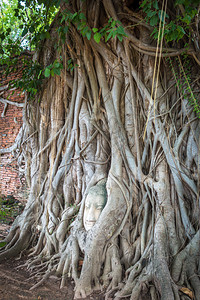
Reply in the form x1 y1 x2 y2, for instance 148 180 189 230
44 59 63 77
168 56 200 117
140 0 198 42
0 196 24 224
59 10 127 44
0 2 128 98
0 55 44 98
60 10 92 41
140 0 200 117
92 18 127 43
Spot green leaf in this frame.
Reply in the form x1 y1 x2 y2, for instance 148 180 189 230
72 12 78 21
140 0 148 8
166 30 179 42
151 27 159 39
0 33 5 40
158 10 167 23
38 69 43 79
153 1 159 9
44 67 51 77
45 32 51 39
105 31 113 42
67 63 73 71
111 20 116 28
92 28 98 33
54 62 60 68
94 32 101 43
79 13 86 20
175 0 185 4
50 69 55 77
7 27 12 34
77 22 85 30
54 68 61 75
182 14 192 25
55 0 61 8
82 26 89 35
177 26 186 34
0 242 6 248
150 15 159 26
117 35 123 42
61 15 65 23
22 27 28 37
147 10 157 18
40 32 47 40
64 26 69 33
117 26 126 35
112 31 117 38
29 26 35 33
14 8 19 16
86 30 91 40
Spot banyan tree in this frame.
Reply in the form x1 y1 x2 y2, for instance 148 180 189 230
1 0 200 299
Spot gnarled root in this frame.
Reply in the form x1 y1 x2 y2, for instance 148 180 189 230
0 210 34 261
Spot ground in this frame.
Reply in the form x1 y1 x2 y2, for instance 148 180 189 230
0 207 105 300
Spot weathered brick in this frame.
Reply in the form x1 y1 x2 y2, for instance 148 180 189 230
0 54 31 201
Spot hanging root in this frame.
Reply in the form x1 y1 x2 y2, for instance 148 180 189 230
1 1 199 300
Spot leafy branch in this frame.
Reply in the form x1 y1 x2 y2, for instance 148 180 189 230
140 0 198 42
44 59 63 77
92 18 127 43
59 10 127 44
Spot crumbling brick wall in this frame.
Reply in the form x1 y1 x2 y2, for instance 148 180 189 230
0 57 28 201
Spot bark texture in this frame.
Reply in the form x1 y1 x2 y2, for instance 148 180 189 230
1 1 200 299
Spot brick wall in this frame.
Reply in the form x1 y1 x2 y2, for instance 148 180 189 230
0 56 28 201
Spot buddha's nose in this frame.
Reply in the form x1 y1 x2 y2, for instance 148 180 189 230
87 206 96 221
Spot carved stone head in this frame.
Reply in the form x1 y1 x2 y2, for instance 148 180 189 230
83 180 107 231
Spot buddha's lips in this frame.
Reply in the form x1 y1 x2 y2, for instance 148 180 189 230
85 221 96 227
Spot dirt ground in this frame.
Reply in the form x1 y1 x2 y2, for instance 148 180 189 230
0 224 106 300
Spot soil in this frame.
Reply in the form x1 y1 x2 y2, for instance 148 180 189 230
0 224 106 300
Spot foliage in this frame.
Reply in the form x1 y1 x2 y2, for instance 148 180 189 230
140 0 198 42
0 0 58 56
0 0 199 111
168 56 200 117
0 0 127 97
0 0 58 97
0 0 24 57
140 0 200 116
0 196 24 224
0 195 24 248
92 18 127 43
0 54 44 97
59 9 92 41
58 9 127 43
44 59 63 77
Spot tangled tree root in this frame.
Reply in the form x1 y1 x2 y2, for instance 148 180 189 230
1 0 200 299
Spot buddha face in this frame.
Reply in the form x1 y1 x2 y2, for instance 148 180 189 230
83 193 107 231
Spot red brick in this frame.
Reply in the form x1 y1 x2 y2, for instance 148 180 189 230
0 54 30 201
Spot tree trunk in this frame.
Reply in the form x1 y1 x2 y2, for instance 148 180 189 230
1 1 200 299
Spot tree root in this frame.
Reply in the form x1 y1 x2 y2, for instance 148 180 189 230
0 228 31 262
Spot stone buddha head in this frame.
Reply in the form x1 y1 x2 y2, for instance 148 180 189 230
83 180 107 231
